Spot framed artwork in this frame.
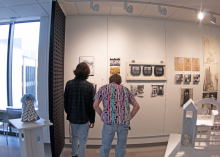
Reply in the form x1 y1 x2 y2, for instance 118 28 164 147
203 64 218 92
184 58 192 71
79 56 94 76
193 74 200 83
175 74 183 83
110 67 120 75
180 88 193 107
184 74 191 83
192 58 200 71
143 65 152 76
110 58 120 66
126 62 167 80
203 37 218 64
151 85 164 97
137 85 144 97
131 65 141 76
175 57 183 71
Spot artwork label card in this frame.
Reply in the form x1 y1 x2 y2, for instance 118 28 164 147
79 56 94 76
203 64 218 92
184 58 192 71
203 37 218 64
192 58 200 71
175 57 183 71
180 88 193 107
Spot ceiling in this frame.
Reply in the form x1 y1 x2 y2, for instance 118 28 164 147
58 0 220 26
0 0 52 20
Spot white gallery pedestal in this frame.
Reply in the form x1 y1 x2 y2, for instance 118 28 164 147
164 134 220 157
9 118 53 157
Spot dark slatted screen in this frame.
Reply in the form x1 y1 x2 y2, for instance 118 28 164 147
49 1 66 157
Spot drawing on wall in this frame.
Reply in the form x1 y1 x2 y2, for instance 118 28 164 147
175 57 183 71
154 66 164 76
193 74 200 83
110 58 120 66
79 56 94 76
192 58 200 71
143 65 152 76
110 67 120 75
130 85 137 97
180 88 193 107
184 74 191 83
203 37 218 64
131 65 141 76
184 58 192 71
203 65 218 92
151 85 164 97
176 74 183 83
202 92 218 115
137 85 144 97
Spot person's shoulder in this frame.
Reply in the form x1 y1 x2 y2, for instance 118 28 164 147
66 79 74 86
85 80 95 88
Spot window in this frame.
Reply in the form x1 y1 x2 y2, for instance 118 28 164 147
0 25 9 108
12 22 40 108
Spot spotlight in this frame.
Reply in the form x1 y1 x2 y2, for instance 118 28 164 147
126 5 133 13
210 14 216 24
198 12 204 20
90 1 99 11
158 5 167 15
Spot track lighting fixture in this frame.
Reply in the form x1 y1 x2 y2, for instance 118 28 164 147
198 12 204 20
90 1 99 11
210 14 216 24
158 5 167 15
124 2 133 13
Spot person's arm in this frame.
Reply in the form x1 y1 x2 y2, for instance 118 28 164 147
88 87 96 128
93 99 102 117
130 101 140 120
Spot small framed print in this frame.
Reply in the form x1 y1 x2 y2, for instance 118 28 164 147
131 65 141 76
154 66 164 77
143 65 152 76
126 62 167 80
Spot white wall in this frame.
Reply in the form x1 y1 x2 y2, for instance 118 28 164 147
64 16 220 145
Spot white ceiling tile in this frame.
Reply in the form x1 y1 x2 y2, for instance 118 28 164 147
0 1 7 8
1 0 38 7
59 2 78 16
141 5 178 19
184 0 220 11
110 2 147 16
0 8 20 19
76 2 112 16
11 4 48 17
40 2 51 15
149 0 190 6
37 0 52 3
168 8 197 21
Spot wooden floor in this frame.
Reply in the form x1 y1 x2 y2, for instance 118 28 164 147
0 134 167 157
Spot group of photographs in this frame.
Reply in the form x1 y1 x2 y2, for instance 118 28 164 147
176 74 200 83
130 85 164 97
130 65 164 77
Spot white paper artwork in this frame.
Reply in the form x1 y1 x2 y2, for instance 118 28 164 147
203 37 218 64
79 56 94 76
110 58 120 66
203 65 218 92
130 85 137 97
137 85 144 97
151 85 164 97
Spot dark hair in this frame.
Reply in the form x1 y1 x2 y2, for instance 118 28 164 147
73 62 90 79
109 74 122 85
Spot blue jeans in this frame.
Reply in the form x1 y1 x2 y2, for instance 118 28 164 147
71 122 89 157
100 123 129 157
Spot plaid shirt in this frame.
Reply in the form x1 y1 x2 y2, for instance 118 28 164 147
94 82 135 125
64 77 95 124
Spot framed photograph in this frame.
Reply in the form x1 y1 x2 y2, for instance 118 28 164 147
131 65 141 76
137 85 144 97
184 74 191 83
126 62 167 80
175 74 183 83
151 85 164 97
154 66 164 77
193 74 200 83
110 58 120 66
143 65 152 76
79 56 94 76
180 88 193 107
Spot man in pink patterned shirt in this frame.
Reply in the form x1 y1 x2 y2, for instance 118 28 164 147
93 74 140 157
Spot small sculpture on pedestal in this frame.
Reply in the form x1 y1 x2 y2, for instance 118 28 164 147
20 94 40 122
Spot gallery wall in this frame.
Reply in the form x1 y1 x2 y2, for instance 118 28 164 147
64 16 220 145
